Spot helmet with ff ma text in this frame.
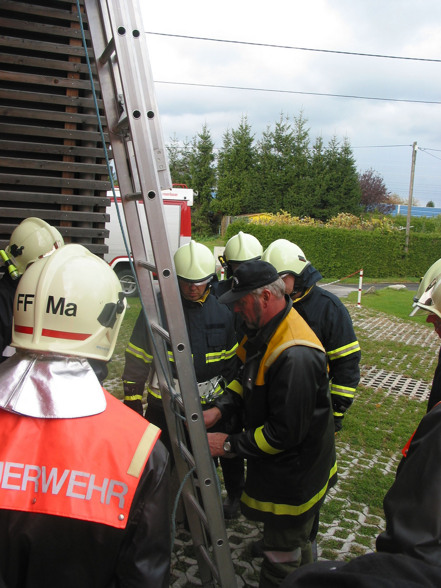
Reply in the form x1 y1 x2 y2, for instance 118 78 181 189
12 244 126 361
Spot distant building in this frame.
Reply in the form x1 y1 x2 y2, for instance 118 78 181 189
390 205 441 218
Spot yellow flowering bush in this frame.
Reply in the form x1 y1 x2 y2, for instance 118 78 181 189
249 211 317 226
247 211 399 232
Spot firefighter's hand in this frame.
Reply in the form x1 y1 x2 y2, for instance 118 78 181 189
123 381 144 416
124 398 144 415
203 407 222 429
334 415 343 433
207 432 228 457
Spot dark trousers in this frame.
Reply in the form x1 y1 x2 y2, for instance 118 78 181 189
260 515 315 588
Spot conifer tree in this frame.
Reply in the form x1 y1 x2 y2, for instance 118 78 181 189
189 124 216 234
215 116 258 215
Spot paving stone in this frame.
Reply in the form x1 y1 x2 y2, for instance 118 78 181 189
361 367 430 401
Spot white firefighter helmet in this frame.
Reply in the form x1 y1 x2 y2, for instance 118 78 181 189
410 258 441 317
223 231 263 263
12 244 126 361
173 240 216 282
414 277 441 319
5 217 64 276
262 239 310 276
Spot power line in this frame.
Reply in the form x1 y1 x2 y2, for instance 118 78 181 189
353 145 441 161
155 80 441 105
419 148 441 162
147 32 441 64
420 147 441 153
352 144 412 149
168 139 441 156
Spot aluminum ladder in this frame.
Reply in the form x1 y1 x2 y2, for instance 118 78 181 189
82 1 237 586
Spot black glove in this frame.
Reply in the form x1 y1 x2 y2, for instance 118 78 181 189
334 415 343 433
123 381 144 416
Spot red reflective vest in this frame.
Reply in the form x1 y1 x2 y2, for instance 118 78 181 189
0 390 160 529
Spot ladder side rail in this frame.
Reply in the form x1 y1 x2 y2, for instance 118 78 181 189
122 0 171 190
84 0 195 475
84 6 214 580
103 10 237 582
104 0 171 190
114 82 238 588
82 0 151 289
84 0 186 421
83 2 237 586
134 142 238 588
102 0 230 527
84 0 165 330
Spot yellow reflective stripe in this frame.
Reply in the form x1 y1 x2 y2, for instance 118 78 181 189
331 384 355 399
327 341 360 360
241 460 338 517
227 379 243 398
254 426 283 455
127 423 160 478
213 383 224 395
124 394 143 402
333 410 344 417
139 345 238 367
228 342 239 356
206 353 227 363
126 343 153 365
200 385 224 404
147 386 162 399
206 343 239 363
166 350 194 363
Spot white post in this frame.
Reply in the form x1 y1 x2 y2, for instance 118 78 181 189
357 269 363 308
405 141 418 254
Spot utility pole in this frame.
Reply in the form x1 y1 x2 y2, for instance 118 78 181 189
405 141 418 254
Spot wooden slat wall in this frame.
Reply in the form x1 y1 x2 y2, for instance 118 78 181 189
0 0 111 255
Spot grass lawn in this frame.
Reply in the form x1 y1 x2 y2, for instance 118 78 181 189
347 287 428 324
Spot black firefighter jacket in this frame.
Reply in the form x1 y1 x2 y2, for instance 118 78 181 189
123 288 238 395
215 299 337 527
292 284 361 430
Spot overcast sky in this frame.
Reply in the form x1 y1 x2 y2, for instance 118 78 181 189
140 0 441 208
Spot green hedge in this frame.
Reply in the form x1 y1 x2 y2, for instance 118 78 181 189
226 221 441 279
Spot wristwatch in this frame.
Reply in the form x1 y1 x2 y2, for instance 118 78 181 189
223 439 232 454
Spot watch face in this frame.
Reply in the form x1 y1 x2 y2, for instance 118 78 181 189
223 440 231 453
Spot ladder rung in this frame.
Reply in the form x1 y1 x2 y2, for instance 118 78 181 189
114 113 128 134
186 493 209 529
198 545 221 583
163 389 183 412
124 191 142 201
99 37 115 64
150 321 170 343
175 441 196 469
138 258 158 274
